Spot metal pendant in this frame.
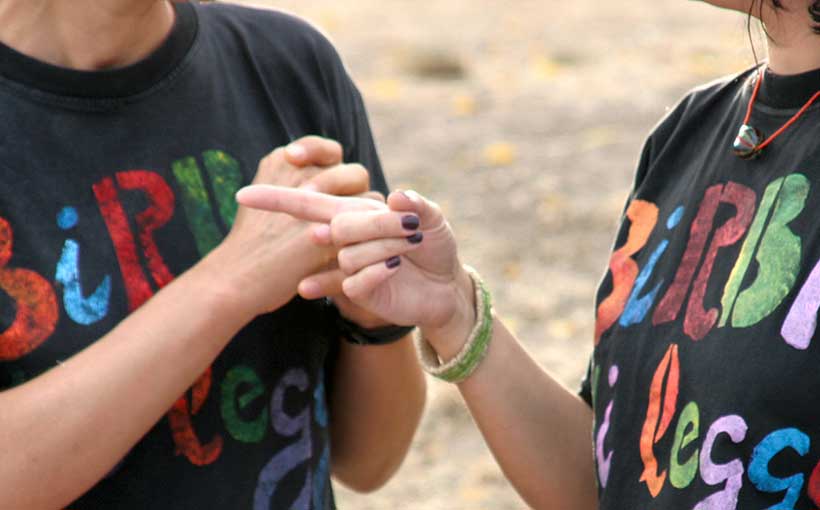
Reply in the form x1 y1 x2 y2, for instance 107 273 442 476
733 124 764 160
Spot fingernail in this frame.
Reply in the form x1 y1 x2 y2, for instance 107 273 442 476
234 186 255 204
286 143 307 160
401 215 420 230
401 189 421 202
386 256 401 269
298 181 319 192
406 232 423 244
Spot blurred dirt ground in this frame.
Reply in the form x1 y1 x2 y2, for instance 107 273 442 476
230 1 760 508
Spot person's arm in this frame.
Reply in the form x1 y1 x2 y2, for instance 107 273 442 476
296 39 428 489
0 138 366 510
242 186 426 492
328 124 428 491
2 251 250 510
324 335 426 492
421 278 597 510
236 187 598 509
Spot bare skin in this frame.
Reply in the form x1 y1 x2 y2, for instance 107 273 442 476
235 5 820 503
0 139 368 509
0 0 175 70
236 187 597 510
701 0 820 74
0 0 426 505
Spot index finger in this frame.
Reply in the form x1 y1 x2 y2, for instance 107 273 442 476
235 185 385 223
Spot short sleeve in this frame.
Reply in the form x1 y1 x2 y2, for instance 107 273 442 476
311 34 389 196
307 31 389 396
339 82 388 195
219 6 391 197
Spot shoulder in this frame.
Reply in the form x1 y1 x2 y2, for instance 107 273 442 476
651 67 757 144
629 67 757 189
193 2 343 67
640 67 757 164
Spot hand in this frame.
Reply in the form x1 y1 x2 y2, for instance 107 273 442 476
236 187 477 355
284 137 394 327
332 190 477 354
208 136 371 318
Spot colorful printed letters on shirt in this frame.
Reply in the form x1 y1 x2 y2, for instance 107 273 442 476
0 150 331 509
593 171 820 507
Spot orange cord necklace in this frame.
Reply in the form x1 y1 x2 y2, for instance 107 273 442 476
733 69 820 159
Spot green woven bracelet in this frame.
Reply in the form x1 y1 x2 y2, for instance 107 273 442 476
415 266 493 384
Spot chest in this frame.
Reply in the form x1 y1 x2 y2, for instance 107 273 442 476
592 150 820 508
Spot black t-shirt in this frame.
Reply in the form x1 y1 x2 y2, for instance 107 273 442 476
0 3 387 508
583 65 820 508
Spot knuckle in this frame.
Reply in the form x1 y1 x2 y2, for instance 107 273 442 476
428 199 443 216
342 278 361 300
376 215 392 237
364 191 386 204
257 150 285 176
322 137 343 154
257 156 273 175
345 163 369 182
386 238 406 255
330 217 352 245
300 136 342 161
301 168 321 182
267 147 286 163
338 250 357 275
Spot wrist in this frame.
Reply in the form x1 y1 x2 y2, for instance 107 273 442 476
415 266 494 383
331 301 415 346
168 253 256 332
196 243 288 322
420 265 477 361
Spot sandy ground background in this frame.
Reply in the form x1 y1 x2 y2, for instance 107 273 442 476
230 1 761 507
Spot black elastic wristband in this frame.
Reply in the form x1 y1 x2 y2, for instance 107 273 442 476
331 304 415 345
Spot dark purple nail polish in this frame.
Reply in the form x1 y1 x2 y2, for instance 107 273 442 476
401 215 420 231
406 232 424 244
386 256 401 269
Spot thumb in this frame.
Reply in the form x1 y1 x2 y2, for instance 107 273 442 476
284 135 344 168
388 190 445 230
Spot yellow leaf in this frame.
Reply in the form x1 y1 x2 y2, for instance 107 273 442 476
483 142 517 167
367 79 403 102
503 262 521 280
531 54 564 80
452 93 478 117
548 319 576 340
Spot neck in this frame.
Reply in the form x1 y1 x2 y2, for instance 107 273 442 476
0 0 175 71
760 2 820 75
766 34 820 75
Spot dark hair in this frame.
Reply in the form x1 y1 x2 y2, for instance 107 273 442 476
810 1 820 34
748 0 820 51
766 0 820 34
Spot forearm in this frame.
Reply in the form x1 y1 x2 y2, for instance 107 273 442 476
328 335 426 492
0 251 255 509
441 317 597 510
250 187 596 503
